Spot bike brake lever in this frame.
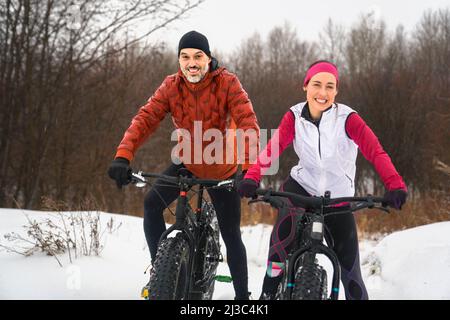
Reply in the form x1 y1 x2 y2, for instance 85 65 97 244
248 197 285 209
131 171 147 188
214 179 234 189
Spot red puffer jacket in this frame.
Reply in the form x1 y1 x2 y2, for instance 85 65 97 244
115 65 260 179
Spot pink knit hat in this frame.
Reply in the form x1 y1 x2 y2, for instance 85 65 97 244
303 61 339 87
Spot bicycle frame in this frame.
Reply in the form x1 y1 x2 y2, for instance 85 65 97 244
158 183 216 298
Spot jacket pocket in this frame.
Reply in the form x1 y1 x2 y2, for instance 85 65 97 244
345 173 353 188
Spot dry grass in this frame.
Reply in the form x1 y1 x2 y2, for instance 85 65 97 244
355 193 449 237
1 196 121 267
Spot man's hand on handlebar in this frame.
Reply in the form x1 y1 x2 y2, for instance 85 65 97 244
107 157 132 189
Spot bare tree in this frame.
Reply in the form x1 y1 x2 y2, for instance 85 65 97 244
0 0 204 209
318 18 346 68
409 8 450 192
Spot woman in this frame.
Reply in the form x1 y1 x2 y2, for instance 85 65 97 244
237 60 407 300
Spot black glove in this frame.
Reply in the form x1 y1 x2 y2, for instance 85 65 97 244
107 157 132 189
382 189 408 210
237 178 258 198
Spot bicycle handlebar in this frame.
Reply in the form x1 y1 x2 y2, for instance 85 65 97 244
130 171 235 189
130 172 388 212
253 188 387 212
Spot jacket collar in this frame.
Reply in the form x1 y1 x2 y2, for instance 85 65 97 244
301 102 336 127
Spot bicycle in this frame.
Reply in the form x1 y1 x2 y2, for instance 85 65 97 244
130 169 235 300
248 188 389 300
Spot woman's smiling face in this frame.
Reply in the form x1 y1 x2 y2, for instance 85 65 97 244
304 72 338 118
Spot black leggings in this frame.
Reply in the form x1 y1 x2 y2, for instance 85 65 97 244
263 175 368 300
143 163 248 298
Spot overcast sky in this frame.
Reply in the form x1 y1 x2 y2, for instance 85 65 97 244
141 0 449 54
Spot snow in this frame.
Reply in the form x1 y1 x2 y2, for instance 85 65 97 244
1 208 449 300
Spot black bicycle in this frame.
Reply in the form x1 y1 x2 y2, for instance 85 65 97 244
248 188 389 300
130 169 234 300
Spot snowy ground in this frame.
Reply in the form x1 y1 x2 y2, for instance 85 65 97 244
1 208 449 300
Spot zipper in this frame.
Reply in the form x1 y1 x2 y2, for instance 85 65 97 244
301 117 325 194
303 118 322 160
316 126 321 159
314 121 325 193
193 91 202 166
194 91 200 121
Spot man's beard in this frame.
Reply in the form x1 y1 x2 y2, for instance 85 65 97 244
182 63 209 83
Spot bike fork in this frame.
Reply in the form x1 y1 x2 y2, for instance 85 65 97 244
313 246 341 300
159 190 197 299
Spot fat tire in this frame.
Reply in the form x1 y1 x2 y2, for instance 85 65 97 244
148 234 190 300
292 262 328 300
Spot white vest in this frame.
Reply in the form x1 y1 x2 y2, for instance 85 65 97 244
290 102 358 198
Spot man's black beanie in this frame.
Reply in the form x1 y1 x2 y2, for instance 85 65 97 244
178 31 211 57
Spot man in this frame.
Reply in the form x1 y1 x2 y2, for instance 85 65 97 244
108 31 259 300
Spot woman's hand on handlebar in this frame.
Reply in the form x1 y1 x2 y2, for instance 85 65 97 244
382 189 408 210
237 178 259 198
